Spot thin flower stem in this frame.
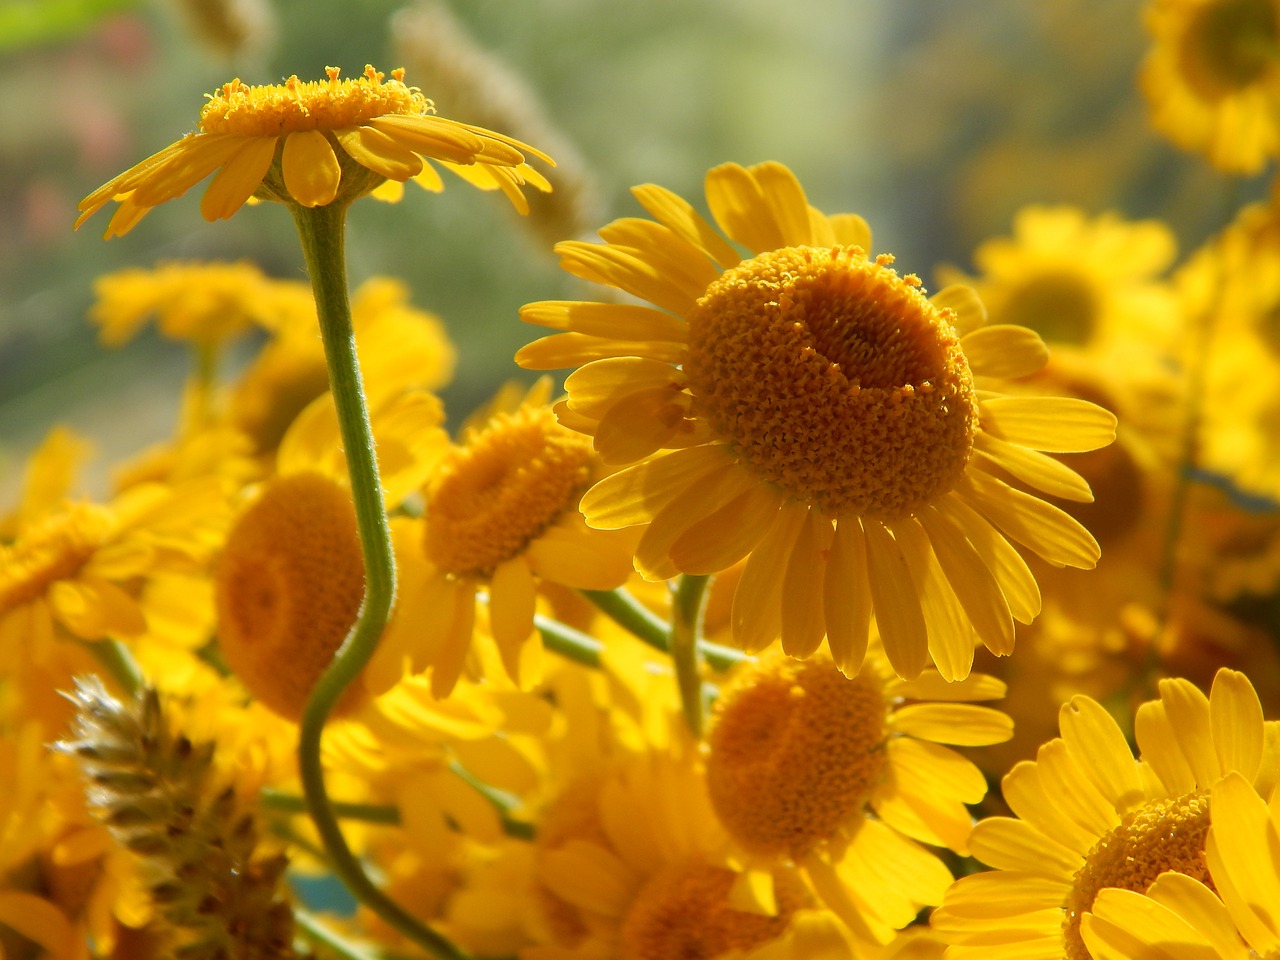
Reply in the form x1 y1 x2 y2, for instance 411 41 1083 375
579 587 670 650
290 201 468 960
670 574 710 737
261 789 401 825
534 612 603 668
580 586 748 671
84 639 144 697
293 909 383 960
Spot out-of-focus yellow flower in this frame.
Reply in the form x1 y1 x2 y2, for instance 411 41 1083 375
76 64 553 237
368 381 640 698
932 668 1277 960
89 260 279 348
938 205 1180 353
1140 0 1280 173
519 161 1117 681
1082 770 1280 960
0 428 227 671
229 276 456 456
706 650 1009 944
1178 202 1280 502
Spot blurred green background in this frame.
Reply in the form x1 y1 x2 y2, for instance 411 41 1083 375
0 0 1240 501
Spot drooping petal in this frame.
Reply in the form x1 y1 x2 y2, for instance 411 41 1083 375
580 445 732 529
668 482 784 575
336 124 424 180
956 469 1101 569
961 325 1050 378
731 503 807 653
862 520 929 680
200 136 278 221
281 129 342 207
973 431 1095 502
934 493 1042 623
823 517 872 677
779 508 833 658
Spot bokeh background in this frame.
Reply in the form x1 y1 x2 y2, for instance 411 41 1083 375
0 0 1254 501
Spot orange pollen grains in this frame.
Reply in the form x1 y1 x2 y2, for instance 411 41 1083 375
214 472 367 722
0 505 111 613
619 862 806 960
199 65 430 138
1062 792 1213 960
705 654 889 859
423 405 596 579
685 245 978 520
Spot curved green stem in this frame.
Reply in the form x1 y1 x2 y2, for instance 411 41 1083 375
290 202 467 960
261 789 401 825
670 574 710 737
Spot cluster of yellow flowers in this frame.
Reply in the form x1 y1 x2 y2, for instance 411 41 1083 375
2 5 1280 956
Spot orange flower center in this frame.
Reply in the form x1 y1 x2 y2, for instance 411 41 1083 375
0 504 112 614
705 653 889 858
214 472 366 721
619 862 804 960
1179 0 1280 100
423 405 595 578
1063 791 1213 960
685 245 977 520
199 65 430 137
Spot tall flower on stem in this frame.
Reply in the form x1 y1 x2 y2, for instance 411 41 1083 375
77 63 551 960
519 161 1116 684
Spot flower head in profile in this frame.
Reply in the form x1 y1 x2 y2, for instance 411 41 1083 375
519 161 1117 681
76 64 553 237
1140 0 1280 173
931 667 1277 960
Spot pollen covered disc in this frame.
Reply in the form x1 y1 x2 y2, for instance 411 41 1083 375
685 245 978 520
705 653 889 858
215 472 366 721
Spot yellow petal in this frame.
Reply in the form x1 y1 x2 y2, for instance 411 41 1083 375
281 129 342 207
489 557 537 685
731 503 807 653
705 161 785 254
1209 668 1265 783
1135 700 1199 795
961 324 1049 378
956 469 1101 569
336 124 423 180
888 516 975 681
980 396 1118 453
1000 759 1097 855
522 300 688 340
1146 872 1254 960
780 508 832 659
827 211 872 249
516 331 686 369
591 386 689 464
200 135 278 221
1084 891 1223 960
555 240 700 316
930 284 987 336
668 481 783 575
1058 694 1145 814
1156 676 1219 786
634 462 759 579
934 493 1041 623
598 217 722 292
579 445 730 529
891 703 1013 746
1207 771 1280 952
862 521 929 680
968 816 1081 875
630 182 741 268
0 891 73 958
823 517 872 677
974 430 1094 503
1034 737 1121 838
128 133 247 206
751 161 815 246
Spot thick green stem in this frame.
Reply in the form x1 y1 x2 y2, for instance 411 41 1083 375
670 574 710 737
290 202 467 960
535 612 604 669
85 639 144 697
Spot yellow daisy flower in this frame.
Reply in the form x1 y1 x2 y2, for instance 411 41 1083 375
1178 202 1280 502
527 746 858 960
930 667 1277 960
228 274 456 455
89 260 279 348
1081 770 1280 960
937 205 1180 352
0 427 226 672
518 161 1117 680
369 381 641 699
706 650 1010 944
214 389 449 720
1140 0 1280 173
76 64 553 237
